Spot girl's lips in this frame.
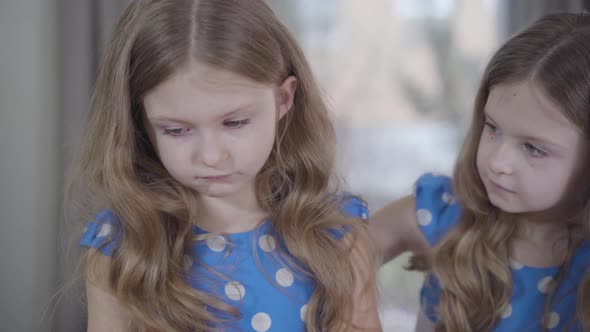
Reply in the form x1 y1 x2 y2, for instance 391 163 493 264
198 173 233 180
489 179 515 193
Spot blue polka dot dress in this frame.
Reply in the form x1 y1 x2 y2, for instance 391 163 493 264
80 196 368 331
415 173 590 331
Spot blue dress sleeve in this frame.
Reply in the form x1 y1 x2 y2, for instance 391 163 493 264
340 195 369 220
328 194 369 240
414 173 462 246
79 209 122 256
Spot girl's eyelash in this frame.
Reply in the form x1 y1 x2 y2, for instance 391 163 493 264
224 119 250 128
484 121 497 132
160 119 250 135
524 142 548 157
163 128 190 136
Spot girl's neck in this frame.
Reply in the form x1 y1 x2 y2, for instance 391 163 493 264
195 187 268 234
516 212 568 242
510 212 571 268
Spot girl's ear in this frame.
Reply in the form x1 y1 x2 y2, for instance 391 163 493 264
277 76 297 119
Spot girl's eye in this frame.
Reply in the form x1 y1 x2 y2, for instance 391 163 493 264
163 128 190 136
224 119 250 128
484 121 497 134
524 143 547 158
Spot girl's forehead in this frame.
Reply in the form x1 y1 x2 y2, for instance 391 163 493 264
143 63 276 121
149 63 271 98
487 82 575 129
485 81 582 146
176 61 272 92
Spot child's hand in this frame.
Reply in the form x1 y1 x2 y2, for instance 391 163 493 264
369 195 430 264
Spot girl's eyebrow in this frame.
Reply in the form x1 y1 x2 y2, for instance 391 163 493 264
215 104 259 121
148 104 258 125
483 111 497 124
516 135 567 151
217 108 247 121
147 116 193 126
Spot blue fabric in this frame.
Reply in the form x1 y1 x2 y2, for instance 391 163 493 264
415 173 590 331
80 196 368 331
79 209 120 256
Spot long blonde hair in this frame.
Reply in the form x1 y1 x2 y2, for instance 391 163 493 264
412 13 590 332
66 0 373 330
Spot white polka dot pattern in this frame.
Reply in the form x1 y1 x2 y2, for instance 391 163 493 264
276 268 294 287
509 258 524 270
442 192 455 204
251 312 272 331
544 312 560 329
300 304 308 321
501 303 512 319
417 209 433 226
538 276 553 294
97 223 112 237
258 235 276 252
224 281 245 301
206 235 227 252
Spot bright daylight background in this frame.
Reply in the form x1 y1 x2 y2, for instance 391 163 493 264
269 1 497 330
1 0 588 331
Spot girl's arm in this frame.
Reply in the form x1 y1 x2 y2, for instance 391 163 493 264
86 252 136 332
369 195 430 264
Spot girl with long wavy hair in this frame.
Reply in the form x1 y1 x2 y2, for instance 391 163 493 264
370 12 590 332
67 0 380 331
